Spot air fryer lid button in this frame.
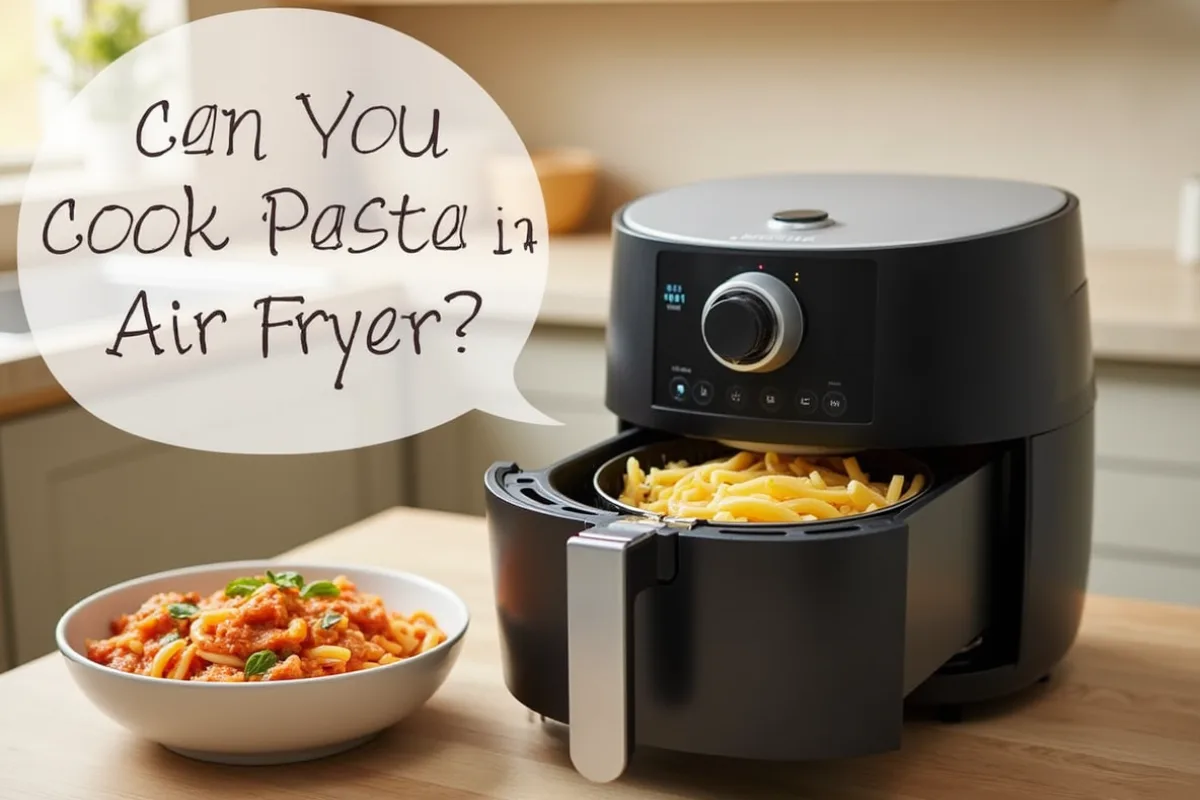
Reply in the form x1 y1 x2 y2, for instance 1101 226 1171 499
773 209 827 223
769 209 834 230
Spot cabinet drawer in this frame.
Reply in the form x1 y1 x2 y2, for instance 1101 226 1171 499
1094 465 1200 558
1089 553 1200 608
0 573 9 672
1096 362 1200 465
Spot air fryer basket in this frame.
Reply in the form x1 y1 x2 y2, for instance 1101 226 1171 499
591 437 933 527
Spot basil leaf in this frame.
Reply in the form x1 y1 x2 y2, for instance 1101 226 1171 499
224 577 265 597
243 650 277 678
160 632 180 644
268 571 304 590
319 611 344 630
167 602 200 620
300 581 341 599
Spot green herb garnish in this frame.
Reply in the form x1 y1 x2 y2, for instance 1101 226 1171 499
319 611 344 630
167 602 200 620
267 570 304 590
224 577 265 597
160 631 180 644
243 650 277 678
300 581 341 600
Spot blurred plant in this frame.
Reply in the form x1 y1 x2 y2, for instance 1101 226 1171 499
52 1 149 94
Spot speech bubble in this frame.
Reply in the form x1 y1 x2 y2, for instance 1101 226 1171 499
17 8 561 455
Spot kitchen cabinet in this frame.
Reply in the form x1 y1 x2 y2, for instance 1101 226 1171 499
411 325 1200 608
411 324 614 516
1091 361 1200 607
0 403 406 667
0 566 9 672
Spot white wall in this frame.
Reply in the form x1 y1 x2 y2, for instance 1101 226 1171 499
366 0 1200 251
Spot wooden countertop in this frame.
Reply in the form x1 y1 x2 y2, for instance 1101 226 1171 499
1 506 1198 799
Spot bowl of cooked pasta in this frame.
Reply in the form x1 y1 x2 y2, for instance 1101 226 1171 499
55 561 469 765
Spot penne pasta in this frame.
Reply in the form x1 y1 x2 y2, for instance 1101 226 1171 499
303 645 352 662
170 644 198 680
197 650 246 668
198 609 236 627
619 450 926 524
847 480 889 510
150 638 187 679
287 618 307 641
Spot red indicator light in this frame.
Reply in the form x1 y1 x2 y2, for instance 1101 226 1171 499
758 264 764 270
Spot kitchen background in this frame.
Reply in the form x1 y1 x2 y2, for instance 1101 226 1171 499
0 0 1197 673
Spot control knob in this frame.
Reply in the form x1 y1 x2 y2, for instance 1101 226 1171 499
700 272 804 373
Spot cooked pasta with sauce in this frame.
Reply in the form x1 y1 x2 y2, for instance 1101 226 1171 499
618 450 926 523
85 572 447 682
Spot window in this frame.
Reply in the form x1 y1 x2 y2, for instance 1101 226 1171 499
0 0 186 175
0 0 49 169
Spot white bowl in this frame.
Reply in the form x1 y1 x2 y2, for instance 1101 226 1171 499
56 560 469 765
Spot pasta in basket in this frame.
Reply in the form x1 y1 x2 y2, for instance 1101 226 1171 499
618 450 926 523
86 572 446 682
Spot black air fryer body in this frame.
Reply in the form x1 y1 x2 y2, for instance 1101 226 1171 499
484 174 1095 783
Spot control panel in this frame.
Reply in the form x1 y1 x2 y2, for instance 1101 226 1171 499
653 250 878 424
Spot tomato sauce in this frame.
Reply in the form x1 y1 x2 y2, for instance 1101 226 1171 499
85 574 446 682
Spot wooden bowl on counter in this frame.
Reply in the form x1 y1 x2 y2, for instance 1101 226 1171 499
532 148 599 235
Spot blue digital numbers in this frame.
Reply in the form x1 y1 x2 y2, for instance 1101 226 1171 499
663 283 686 305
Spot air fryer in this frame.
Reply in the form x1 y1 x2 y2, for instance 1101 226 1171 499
484 173 1094 783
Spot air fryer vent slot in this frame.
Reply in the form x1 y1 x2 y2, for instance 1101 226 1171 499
710 525 864 537
807 525 859 535
519 488 554 506
716 527 788 537
562 506 599 516
512 485 602 516
715 523 861 537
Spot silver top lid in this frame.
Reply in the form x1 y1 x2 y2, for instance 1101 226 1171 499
619 173 1070 251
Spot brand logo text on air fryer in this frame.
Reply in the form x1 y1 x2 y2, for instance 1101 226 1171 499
731 233 818 243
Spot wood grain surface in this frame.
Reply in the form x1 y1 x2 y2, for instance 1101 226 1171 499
1 507 1198 800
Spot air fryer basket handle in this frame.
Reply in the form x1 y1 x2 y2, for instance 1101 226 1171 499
566 519 668 783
